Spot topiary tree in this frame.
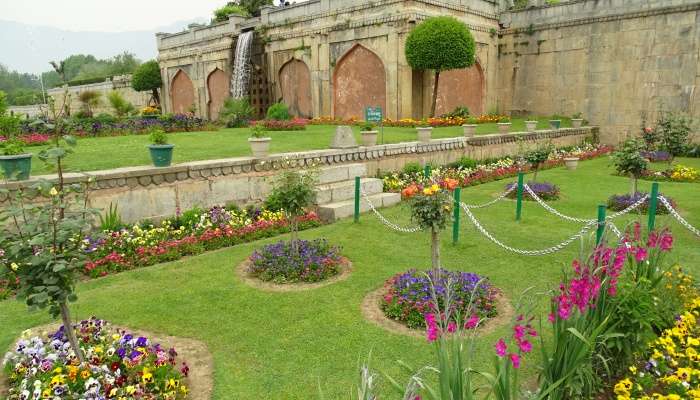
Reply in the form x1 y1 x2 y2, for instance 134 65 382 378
523 143 553 182
612 138 648 195
131 60 163 106
405 16 476 117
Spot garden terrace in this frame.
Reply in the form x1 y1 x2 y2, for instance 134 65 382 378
1 156 699 399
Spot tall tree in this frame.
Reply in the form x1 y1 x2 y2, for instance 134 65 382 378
131 60 163 106
405 16 476 117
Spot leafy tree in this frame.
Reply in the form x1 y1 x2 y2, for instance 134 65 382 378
0 90 7 115
264 169 317 253
523 143 553 181
215 0 273 19
612 138 648 194
656 111 692 161
405 16 476 117
131 60 163 106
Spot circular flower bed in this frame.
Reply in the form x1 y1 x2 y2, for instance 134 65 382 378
505 181 560 201
2 318 191 399
381 269 499 329
248 239 344 284
607 192 676 215
640 150 672 163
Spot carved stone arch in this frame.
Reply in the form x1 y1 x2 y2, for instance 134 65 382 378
170 69 195 115
333 44 386 120
207 68 229 121
278 58 312 118
434 61 485 116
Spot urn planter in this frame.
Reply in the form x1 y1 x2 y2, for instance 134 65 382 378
462 124 477 137
417 127 432 143
571 118 584 128
564 157 580 170
497 122 512 134
525 120 538 132
249 137 272 158
549 120 562 130
0 153 32 181
361 130 378 147
148 144 175 167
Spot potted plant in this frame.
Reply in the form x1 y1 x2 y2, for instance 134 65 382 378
497 116 511 134
571 112 584 128
248 122 271 158
564 157 580 170
462 117 477 137
0 138 32 181
549 118 561 130
147 128 174 167
417 120 432 143
360 122 378 147
525 120 538 132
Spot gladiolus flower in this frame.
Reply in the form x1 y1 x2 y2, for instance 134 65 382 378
495 339 507 357
464 314 479 329
509 353 521 369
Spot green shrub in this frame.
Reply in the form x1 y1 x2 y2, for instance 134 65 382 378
107 91 135 117
656 111 692 159
99 203 124 232
131 60 163 106
77 90 101 117
149 128 168 145
612 138 648 194
402 162 423 175
219 97 254 127
0 114 22 135
440 106 470 119
266 102 291 121
213 4 249 22
0 90 7 115
450 156 477 170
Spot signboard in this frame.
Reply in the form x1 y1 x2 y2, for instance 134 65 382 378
364 106 383 123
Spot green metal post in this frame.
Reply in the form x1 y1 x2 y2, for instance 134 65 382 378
515 172 524 221
354 176 360 223
596 205 606 244
648 182 659 232
424 165 431 179
452 187 461 245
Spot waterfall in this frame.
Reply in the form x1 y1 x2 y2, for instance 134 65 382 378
230 31 254 99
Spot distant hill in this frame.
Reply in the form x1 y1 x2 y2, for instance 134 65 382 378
0 18 207 74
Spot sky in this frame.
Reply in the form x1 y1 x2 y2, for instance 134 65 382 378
0 0 290 32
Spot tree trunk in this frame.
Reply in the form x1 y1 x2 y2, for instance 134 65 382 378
152 88 161 107
431 227 441 274
60 302 85 364
533 166 539 182
290 217 299 255
631 175 638 195
430 70 441 118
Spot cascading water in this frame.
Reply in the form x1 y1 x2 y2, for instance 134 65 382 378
230 31 254 99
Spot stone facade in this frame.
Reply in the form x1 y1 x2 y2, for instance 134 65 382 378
46 75 151 116
0 127 595 223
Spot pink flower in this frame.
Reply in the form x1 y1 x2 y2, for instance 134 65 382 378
464 314 479 329
495 339 507 357
635 247 648 262
517 339 532 353
547 313 555 323
660 232 673 251
509 353 521 369
447 322 456 333
513 324 526 340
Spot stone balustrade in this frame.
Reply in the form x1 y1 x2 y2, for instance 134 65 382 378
0 127 596 222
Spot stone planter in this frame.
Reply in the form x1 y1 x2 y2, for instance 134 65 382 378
0 153 32 181
525 120 538 132
571 118 584 128
249 137 271 158
417 127 432 143
564 157 580 170
148 144 175 167
462 124 477 137
361 130 378 147
497 122 512 134
549 120 561 130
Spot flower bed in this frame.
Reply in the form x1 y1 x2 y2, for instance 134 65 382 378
382 144 613 195
642 164 700 183
641 150 673 163
607 192 675 215
254 118 309 131
248 239 344 283
2 317 191 399
309 114 509 128
505 181 561 201
381 268 498 329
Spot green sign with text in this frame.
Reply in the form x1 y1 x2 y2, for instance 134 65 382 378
364 106 383 123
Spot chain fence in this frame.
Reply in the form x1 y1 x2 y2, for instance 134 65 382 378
360 187 422 233
659 195 700 237
523 184 595 223
461 186 516 209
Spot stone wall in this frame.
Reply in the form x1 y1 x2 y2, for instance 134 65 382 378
0 127 595 223
497 0 700 143
46 75 151 116
8 104 46 118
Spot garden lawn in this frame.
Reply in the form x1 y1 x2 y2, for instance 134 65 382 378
26 117 570 174
3 156 696 399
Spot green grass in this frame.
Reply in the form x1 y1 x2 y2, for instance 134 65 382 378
3 157 695 399
26 117 570 175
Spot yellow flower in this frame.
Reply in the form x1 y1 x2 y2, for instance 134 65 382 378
125 385 136 394
49 187 58 196
10 263 19 271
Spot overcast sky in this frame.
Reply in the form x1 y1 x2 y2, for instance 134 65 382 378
0 0 293 32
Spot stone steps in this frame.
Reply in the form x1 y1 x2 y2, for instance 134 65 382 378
314 177 383 205
318 163 367 185
316 192 401 222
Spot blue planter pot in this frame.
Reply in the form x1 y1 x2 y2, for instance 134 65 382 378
148 144 174 167
0 154 32 181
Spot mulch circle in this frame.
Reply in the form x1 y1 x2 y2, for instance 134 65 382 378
0 323 214 400
235 257 352 292
361 285 514 339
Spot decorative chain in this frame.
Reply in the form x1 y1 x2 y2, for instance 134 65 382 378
460 203 596 256
360 188 422 233
659 195 700 237
460 186 516 209
606 194 650 220
523 184 595 223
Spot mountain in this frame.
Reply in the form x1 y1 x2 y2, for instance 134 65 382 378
0 18 207 74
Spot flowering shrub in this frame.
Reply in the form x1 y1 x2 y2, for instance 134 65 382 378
141 106 161 116
2 317 191 399
254 118 308 131
607 192 675 215
248 239 344 283
641 150 672 163
505 181 560 201
492 315 538 399
381 268 498 329
642 164 700 183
